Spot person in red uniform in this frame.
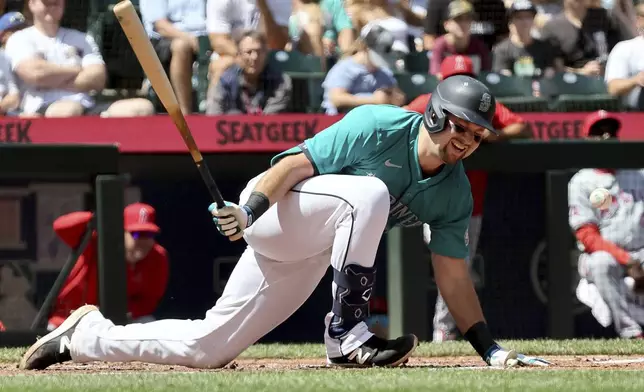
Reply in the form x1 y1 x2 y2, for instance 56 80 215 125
406 54 527 342
48 203 169 330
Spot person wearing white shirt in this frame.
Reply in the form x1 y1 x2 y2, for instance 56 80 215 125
140 0 208 115
605 1 644 111
5 0 154 118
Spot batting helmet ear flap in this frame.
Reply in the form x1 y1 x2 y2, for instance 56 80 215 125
423 98 447 133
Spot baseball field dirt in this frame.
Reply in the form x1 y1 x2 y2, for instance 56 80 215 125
1 340 643 391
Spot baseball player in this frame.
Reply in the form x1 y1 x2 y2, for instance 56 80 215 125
406 55 527 342
19 75 548 371
570 110 644 339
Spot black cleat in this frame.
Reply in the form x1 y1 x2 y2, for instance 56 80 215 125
19 305 98 370
327 334 418 368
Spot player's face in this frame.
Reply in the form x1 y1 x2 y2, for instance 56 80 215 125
436 114 487 164
124 231 155 264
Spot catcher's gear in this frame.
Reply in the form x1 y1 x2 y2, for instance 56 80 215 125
423 75 498 135
626 259 644 293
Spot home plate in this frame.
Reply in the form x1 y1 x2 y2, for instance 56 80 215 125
589 358 644 365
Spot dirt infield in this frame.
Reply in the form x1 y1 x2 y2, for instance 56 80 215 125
2 355 644 375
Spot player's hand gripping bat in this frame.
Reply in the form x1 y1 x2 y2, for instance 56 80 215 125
113 0 226 209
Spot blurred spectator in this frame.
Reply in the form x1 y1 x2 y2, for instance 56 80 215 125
5 0 154 118
140 0 208 115
531 0 563 34
48 203 170 331
596 0 637 39
206 31 291 115
429 1 491 76
424 0 508 51
0 10 27 46
0 12 25 115
405 54 526 342
492 0 563 77
321 25 405 115
389 0 429 50
604 1 644 110
2 0 30 17
541 0 623 76
0 50 19 115
207 0 291 94
288 0 355 62
344 0 411 55
570 111 644 339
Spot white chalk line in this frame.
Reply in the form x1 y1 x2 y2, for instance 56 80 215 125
588 357 644 364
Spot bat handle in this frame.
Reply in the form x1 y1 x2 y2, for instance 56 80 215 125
196 161 226 207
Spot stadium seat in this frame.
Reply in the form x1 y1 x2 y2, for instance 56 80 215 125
87 2 145 90
538 72 622 112
478 72 549 112
268 50 324 74
61 0 89 32
404 51 430 74
268 51 326 113
195 36 213 113
395 73 438 104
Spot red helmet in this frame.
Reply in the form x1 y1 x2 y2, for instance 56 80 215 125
582 110 620 138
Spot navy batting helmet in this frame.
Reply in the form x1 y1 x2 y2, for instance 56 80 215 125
423 75 498 135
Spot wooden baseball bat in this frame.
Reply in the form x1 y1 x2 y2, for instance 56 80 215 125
112 0 225 208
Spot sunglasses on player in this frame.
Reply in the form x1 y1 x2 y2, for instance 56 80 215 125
449 119 483 143
131 231 156 239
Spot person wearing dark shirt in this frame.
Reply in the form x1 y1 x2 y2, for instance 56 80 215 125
492 0 563 78
541 0 624 76
429 0 491 76
423 0 508 51
206 30 292 115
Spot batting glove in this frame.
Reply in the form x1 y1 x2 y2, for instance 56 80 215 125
486 346 518 368
485 346 551 368
209 202 250 241
516 353 551 367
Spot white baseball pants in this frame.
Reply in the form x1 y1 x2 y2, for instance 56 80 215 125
69 173 390 368
578 250 644 338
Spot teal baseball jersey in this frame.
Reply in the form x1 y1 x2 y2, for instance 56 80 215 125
271 105 473 259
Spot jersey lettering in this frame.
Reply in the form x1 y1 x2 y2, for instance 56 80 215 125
388 196 423 228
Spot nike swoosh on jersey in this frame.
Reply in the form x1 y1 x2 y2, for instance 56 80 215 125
384 159 403 168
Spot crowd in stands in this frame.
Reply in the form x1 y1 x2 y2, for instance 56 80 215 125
0 0 641 117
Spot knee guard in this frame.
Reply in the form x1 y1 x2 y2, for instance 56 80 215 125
332 265 376 324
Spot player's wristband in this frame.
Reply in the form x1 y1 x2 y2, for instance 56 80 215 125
243 191 270 227
464 321 498 360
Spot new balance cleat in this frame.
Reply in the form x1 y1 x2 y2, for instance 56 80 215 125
19 305 98 370
327 333 418 368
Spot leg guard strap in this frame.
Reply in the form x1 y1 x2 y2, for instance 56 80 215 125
332 265 376 322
